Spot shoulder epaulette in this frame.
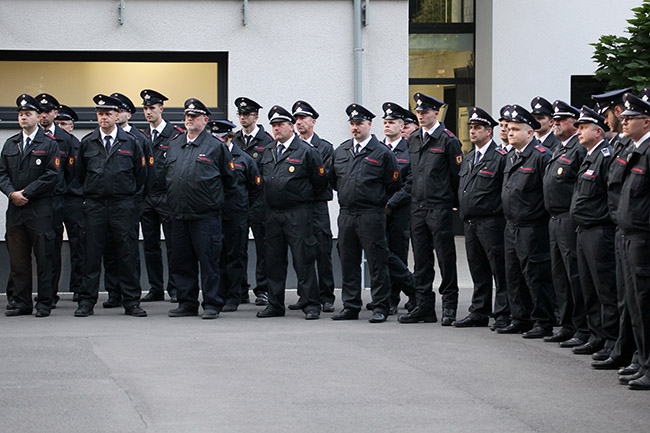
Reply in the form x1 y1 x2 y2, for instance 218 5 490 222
495 147 507 155
174 125 184 132
534 145 546 153
266 131 274 140
601 147 611 157
81 131 93 140
44 132 55 140
139 129 150 138
444 128 455 138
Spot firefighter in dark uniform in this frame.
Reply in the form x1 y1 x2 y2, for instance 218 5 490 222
616 93 650 390
74 94 148 318
139 89 182 303
232 97 274 306
531 96 561 152
56 104 85 302
496 105 556 337
453 107 510 329
210 120 262 312
377 102 416 314
0 94 59 317
569 106 618 361
289 100 336 312
398 93 462 325
401 109 419 139
541 101 589 343
498 105 513 152
330 104 401 323
256 105 325 320
592 88 637 371
166 99 236 319
33 93 74 307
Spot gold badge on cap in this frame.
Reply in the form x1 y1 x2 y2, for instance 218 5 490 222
557 167 563 175
289 166 295 173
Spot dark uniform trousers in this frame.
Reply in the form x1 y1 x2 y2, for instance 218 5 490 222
63 196 84 294
576 226 618 344
6 201 55 311
218 212 248 306
386 204 415 307
141 193 174 296
611 228 637 363
171 216 224 312
338 210 391 313
313 200 335 304
243 202 268 297
80 198 141 308
464 216 509 318
265 206 320 313
549 213 589 339
504 222 556 328
411 207 458 310
50 195 65 301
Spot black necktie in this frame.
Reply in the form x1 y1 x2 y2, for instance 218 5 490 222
104 136 112 153
474 151 481 166
277 144 284 159
24 137 31 152
355 143 361 155
245 135 252 146
151 129 158 143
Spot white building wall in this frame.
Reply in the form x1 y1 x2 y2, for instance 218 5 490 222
0 0 409 238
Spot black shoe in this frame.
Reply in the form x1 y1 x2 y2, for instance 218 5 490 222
365 302 375 311
523 326 553 339
559 337 587 348
573 341 604 355
305 310 320 320
619 363 640 376
592 346 613 361
256 307 284 318
398 306 437 324
5 308 31 317
543 328 574 343
496 322 533 334
288 301 307 310
125 305 147 317
619 371 644 385
72 293 80 303
628 375 650 390
452 313 489 328
222 304 238 312
141 292 164 302
592 357 627 370
168 307 198 317
404 299 416 313
74 305 94 317
6 300 17 310
490 316 510 331
102 297 122 309
369 311 387 323
169 290 178 303
255 293 269 306
202 309 219 320
331 309 359 321
35 309 50 318
388 305 398 316
441 309 456 326
322 302 335 313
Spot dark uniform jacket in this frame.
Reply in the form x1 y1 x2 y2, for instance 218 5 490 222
310 133 334 202
147 121 184 197
124 124 155 199
260 134 327 210
0 128 60 202
64 133 83 197
78 127 147 200
331 135 402 211
543 134 587 216
385 137 412 211
606 134 634 226
618 135 650 235
458 140 507 220
407 123 463 210
226 143 262 216
165 128 235 220
569 140 614 228
49 124 75 197
233 125 274 168
540 132 561 152
502 138 551 225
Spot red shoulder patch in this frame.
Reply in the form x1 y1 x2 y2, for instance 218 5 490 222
44 132 55 139
444 129 455 138
534 145 546 153
174 125 184 132
495 148 507 155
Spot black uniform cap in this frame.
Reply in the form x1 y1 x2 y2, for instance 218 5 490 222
574 105 609 132
16 94 42 113
235 97 262 114
381 102 408 120
591 88 632 115
140 89 168 106
467 107 498 127
498 105 512 121
552 100 581 119
208 120 236 137
184 98 211 116
36 93 60 111
110 93 136 114
413 93 444 111
268 105 295 124
292 100 319 119
93 94 121 111
346 104 375 122
404 109 419 126
621 93 650 116
56 105 79 122
530 96 553 117
507 105 541 130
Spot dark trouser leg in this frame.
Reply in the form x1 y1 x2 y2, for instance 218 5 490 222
219 213 246 306
64 196 84 294
6 212 34 311
411 208 435 309
610 228 636 363
285 207 320 313
313 201 335 304
103 230 121 302
188 217 224 311
504 223 533 325
479 217 509 318
265 210 289 312
386 205 414 307
337 211 363 312
170 219 200 312
50 196 64 302
111 199 142 308
549 216 574 333
141 201 164 296
577 229 605 344
357 212 391 314
425 208 459 310
248 202 268 296
465 218 502 317
80 200 109 307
